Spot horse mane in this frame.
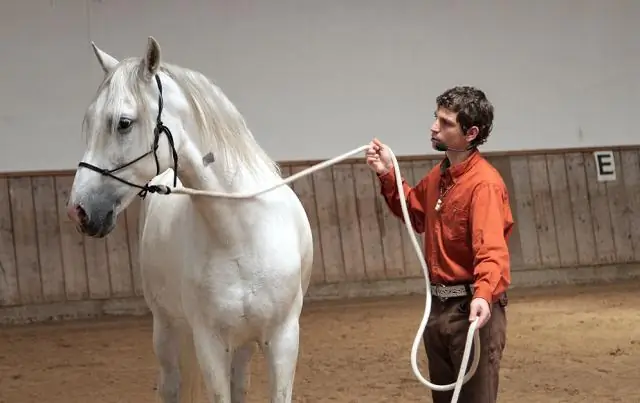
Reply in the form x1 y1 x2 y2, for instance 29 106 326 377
87 57 281 180
159 62 281 178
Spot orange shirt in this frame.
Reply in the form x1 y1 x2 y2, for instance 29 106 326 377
377 150 514 304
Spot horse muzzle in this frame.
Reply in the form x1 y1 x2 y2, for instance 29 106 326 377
67 200 117 238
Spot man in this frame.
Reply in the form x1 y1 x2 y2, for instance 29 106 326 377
365 86 513 403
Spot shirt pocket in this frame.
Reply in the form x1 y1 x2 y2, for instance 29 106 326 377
440 204 469 242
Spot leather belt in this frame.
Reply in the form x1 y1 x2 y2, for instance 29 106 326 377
430 283 474 301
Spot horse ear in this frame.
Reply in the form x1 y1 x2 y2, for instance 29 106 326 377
91 42 119 74
143 36 161 79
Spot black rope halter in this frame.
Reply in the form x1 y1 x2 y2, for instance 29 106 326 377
78 74 178 198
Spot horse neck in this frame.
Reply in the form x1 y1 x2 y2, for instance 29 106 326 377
174 128 282 242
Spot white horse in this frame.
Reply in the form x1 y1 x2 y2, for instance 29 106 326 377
66 37 314 403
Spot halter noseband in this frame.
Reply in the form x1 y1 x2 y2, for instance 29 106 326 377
78 74 179 199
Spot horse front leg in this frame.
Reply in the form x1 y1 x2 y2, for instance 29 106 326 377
230 342 257 403
263 312 301 403
152 312 182 403
192 325 233 403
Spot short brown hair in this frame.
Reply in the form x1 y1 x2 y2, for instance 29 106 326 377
436 86 494 147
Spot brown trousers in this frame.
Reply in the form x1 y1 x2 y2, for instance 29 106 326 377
423 294 507 403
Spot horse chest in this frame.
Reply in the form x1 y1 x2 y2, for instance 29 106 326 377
185 257 299 325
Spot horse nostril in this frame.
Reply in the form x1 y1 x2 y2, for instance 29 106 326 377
76 205 87 224
67 203 88 225
104 209 113 224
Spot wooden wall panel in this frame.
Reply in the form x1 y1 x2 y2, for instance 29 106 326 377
9 177 42 304
620 150 640 261
565 152 598 265
313 167 345 283
545 154 579 267
606 151 635 262
32 176 65 303
529 155 561 267
353 165 385 281
0 178 19 306
333 164 366 282
2 147 640 322
55 176 89 301
509 156 541 269
584 152 617 264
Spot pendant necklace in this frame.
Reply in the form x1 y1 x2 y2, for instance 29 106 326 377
435 179 454 212
434 198 443 212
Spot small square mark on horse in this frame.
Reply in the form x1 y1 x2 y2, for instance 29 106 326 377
202 151 215 166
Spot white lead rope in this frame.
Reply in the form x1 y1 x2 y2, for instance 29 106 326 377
168 144 480 402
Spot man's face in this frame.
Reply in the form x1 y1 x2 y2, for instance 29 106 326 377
430 107 468 151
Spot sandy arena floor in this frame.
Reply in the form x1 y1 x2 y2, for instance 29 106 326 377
1 282 640 402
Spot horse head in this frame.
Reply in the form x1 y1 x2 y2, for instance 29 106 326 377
67 37 186 237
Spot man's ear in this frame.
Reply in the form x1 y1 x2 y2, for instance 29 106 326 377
465 126 479 143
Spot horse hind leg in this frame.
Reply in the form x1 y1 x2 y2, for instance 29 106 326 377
230 342 257 403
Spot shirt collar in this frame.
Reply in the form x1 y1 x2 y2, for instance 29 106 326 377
439 149 481 183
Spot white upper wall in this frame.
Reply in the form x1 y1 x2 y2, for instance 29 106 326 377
1 0 639 172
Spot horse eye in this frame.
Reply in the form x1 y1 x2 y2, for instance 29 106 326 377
117 118 133 134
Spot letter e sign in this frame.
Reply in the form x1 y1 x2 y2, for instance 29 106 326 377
593 151 616 182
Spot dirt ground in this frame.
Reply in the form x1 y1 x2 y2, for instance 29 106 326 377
1 282 640 403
